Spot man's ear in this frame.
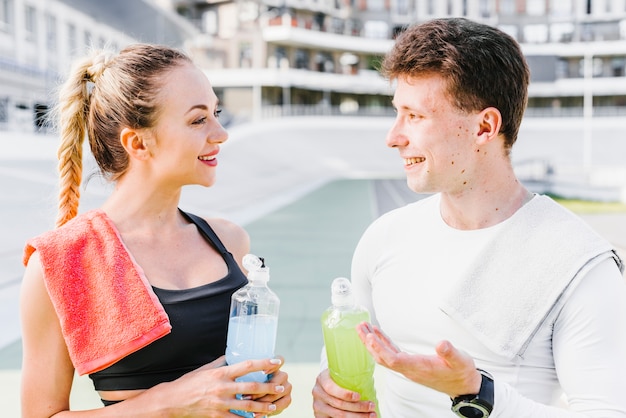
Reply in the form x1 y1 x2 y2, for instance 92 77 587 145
476 107 502 145
120 127 151 160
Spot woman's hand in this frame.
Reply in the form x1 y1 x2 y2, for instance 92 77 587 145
111 355 290 417
357 322 481 398
312 368 378 418
242 355 293 416
184 355 291 416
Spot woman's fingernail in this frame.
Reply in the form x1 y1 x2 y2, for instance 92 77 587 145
275 385 285 393
268 404 277 411
270 358 282 365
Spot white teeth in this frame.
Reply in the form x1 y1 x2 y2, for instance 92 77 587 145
404 157 425 165
198 155 216 161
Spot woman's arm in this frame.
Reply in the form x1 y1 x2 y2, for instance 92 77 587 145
21 251 76 417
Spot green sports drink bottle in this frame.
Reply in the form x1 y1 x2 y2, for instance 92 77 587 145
321 277 380 416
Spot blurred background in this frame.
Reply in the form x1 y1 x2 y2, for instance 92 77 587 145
1 0 626 416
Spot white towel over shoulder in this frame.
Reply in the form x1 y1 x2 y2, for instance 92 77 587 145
439 195 623 360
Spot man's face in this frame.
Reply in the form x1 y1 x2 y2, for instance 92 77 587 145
386 75 483 197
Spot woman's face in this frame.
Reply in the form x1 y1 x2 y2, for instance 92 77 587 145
146 62 228 189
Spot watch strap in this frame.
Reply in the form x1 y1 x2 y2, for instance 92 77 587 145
451 369 494 417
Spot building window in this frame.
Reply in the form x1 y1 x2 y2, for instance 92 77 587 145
84 30 92 49
67 23 77 56
578 57 605 77
24 4 36 42
367 0 385 11
0 97 8 124
499 0 515 15
45 13 56 51
239 42 253 68
315 51 334 73
202 10 217 35
524 24 548 43
526 0 545 15
479 0 490 18
295 49 309 69
550 22 574 42
611 57 625 77
267 46 287 69
0 0 12 32
426 0 435 14
556 59 569 79
363 20 388 39
550 0 572 16
498 24 518 41
394 0 411 15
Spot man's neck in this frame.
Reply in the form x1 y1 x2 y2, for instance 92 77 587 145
439 181 533 230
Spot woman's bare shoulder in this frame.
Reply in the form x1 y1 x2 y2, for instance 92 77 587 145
204 217 250 264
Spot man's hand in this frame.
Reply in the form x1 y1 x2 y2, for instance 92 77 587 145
312 368 378 417
357 322 481 398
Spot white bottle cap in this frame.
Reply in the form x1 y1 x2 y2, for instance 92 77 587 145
331 277 355 307
243 253 269 283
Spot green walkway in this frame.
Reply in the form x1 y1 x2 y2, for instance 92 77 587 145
245 178 378 362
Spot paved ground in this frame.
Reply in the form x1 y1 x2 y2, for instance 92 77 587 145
1 116 625 416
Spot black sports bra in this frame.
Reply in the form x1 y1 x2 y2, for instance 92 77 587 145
89 211 248 392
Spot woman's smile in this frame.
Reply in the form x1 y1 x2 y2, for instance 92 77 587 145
198 150 218 167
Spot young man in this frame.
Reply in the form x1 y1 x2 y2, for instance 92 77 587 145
312 18 626 418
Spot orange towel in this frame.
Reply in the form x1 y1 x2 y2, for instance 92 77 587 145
23 210 171 375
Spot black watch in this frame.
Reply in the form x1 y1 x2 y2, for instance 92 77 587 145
451 369 494 418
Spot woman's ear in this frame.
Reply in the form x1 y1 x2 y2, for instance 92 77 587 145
476 107 502 145
120 127 151 160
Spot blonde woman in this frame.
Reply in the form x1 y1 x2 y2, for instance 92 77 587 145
20 44 291 417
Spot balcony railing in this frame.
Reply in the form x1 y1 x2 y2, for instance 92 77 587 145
260 104 626 119
524 106 626 118
261 104 395 118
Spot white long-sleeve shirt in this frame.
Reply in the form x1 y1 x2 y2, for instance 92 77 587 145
351 194 626 417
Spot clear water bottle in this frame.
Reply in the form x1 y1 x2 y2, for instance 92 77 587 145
226 254 280 418
321 277 380 416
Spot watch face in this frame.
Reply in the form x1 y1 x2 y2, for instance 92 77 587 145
452 402 491 418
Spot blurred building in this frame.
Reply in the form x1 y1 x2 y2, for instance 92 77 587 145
161 0 626 123
0 0 197 132
2 0 624 130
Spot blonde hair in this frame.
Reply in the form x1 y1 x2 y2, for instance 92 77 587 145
54 44 192 227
